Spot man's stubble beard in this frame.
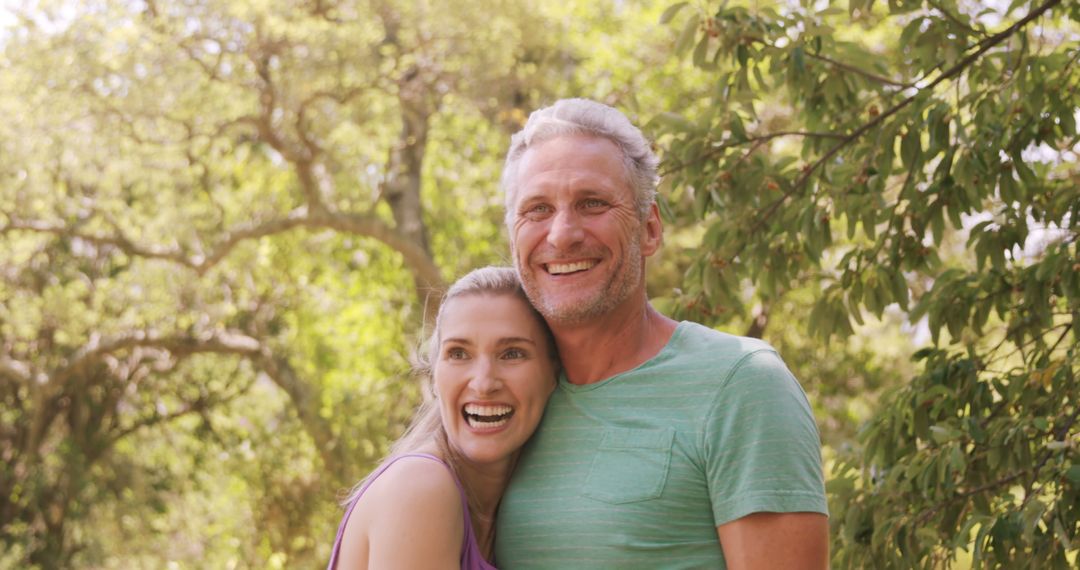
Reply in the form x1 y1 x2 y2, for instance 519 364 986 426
515 234 643 327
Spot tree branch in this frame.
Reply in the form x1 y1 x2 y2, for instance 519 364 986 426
926 0 986 39
107 372 257 445
659 130 846 177
1 207 443 289
913 403 1080 527
53 330 262 388
803 51 915 89
252 350 341 471
734 0 1063 260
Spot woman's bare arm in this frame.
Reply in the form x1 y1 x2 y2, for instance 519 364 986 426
336 457 463 570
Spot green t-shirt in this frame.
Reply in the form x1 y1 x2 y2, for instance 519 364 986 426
494 321 828 569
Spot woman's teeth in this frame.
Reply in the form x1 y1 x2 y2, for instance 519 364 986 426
464 404 513 428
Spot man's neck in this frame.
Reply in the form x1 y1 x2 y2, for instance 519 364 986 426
551 302 678 385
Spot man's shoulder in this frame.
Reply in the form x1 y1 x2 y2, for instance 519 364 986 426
668 321 776 359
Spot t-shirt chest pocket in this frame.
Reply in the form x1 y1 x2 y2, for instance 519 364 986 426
581 427 675 504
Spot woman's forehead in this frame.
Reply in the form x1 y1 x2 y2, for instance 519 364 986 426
439 294 546 342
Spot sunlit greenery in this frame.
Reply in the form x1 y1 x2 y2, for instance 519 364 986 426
1 0 1076 568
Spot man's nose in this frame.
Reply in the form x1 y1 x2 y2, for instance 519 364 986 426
546 209 585 250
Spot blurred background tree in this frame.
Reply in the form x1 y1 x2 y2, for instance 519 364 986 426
0 0 1074 568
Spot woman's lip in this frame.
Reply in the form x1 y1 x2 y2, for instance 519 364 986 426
461 402 514 432
463 416 511 432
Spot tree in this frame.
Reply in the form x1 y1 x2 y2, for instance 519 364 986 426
657 0 1078 566
0 0 569 566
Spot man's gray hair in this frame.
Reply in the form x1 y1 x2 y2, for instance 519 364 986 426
500 98 660 227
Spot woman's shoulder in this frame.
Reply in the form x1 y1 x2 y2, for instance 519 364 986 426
363 454 463 515
337 454 465 569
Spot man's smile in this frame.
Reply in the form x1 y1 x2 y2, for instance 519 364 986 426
544 260 597 275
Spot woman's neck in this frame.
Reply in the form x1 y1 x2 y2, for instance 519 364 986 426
452 452 516 559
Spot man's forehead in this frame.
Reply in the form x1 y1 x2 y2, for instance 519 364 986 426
517 172 627 200
518 133 622 167
515 135 631 200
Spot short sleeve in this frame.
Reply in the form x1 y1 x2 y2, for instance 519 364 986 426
704 349 829 526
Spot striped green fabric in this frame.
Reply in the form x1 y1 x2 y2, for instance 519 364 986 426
495 321 827 569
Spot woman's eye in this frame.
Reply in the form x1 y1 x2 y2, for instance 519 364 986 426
446 347 468 360
501 347 526 360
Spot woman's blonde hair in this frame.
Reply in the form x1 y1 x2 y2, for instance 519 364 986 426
343 266 556 510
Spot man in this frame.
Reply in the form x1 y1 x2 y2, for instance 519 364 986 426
494 99 829 569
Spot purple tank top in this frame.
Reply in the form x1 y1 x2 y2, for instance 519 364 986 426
326 453 498 570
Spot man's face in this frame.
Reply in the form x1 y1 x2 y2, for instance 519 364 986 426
509 134 660 325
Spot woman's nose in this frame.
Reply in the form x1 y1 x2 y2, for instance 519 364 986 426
468 358 502 394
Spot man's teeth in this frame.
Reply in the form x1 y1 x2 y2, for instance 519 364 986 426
464 404 513 428
547 261 595 275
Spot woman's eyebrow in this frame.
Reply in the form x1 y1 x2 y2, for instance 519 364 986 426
497 337 536 346
442 337 536 346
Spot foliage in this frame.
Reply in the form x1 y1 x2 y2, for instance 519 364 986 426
5 0 1070 567
658 0 1079 566
0 0 568 567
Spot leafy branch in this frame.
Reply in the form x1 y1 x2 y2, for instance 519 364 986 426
912 403 1080 529
802 51 915 89
659 130 846 178
1 204 442 289
733 0 1064 260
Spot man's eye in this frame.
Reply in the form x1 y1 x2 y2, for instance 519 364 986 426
523 204 552 216
582 198 607 209
501 347 526 360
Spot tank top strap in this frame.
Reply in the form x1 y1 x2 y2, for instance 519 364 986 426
326 453 492 570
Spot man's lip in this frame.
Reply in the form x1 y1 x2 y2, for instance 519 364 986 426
542 259 599 275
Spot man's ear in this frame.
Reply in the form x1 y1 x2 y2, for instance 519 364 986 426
640 202 663 257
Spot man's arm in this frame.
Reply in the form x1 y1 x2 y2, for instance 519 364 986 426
702 348 829 567
717 512 829 570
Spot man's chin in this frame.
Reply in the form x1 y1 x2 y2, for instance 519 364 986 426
534 297 609 326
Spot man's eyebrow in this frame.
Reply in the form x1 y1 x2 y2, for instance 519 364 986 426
516 195 547 209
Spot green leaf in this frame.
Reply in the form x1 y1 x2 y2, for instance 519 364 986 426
791 46 805 75
659 1 689 24
675 13 701 57
653 112 696 133
692 185 710 219
692 36 711 69
1059 106 1077 137
1066 465 1080 485
901 126 922 171
752 64 768 90
729 113 747 142
888 267 909 310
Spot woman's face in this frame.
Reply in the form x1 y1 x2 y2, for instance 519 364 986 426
434 293 556 468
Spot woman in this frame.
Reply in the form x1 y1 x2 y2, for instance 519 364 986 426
327 266 558 569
